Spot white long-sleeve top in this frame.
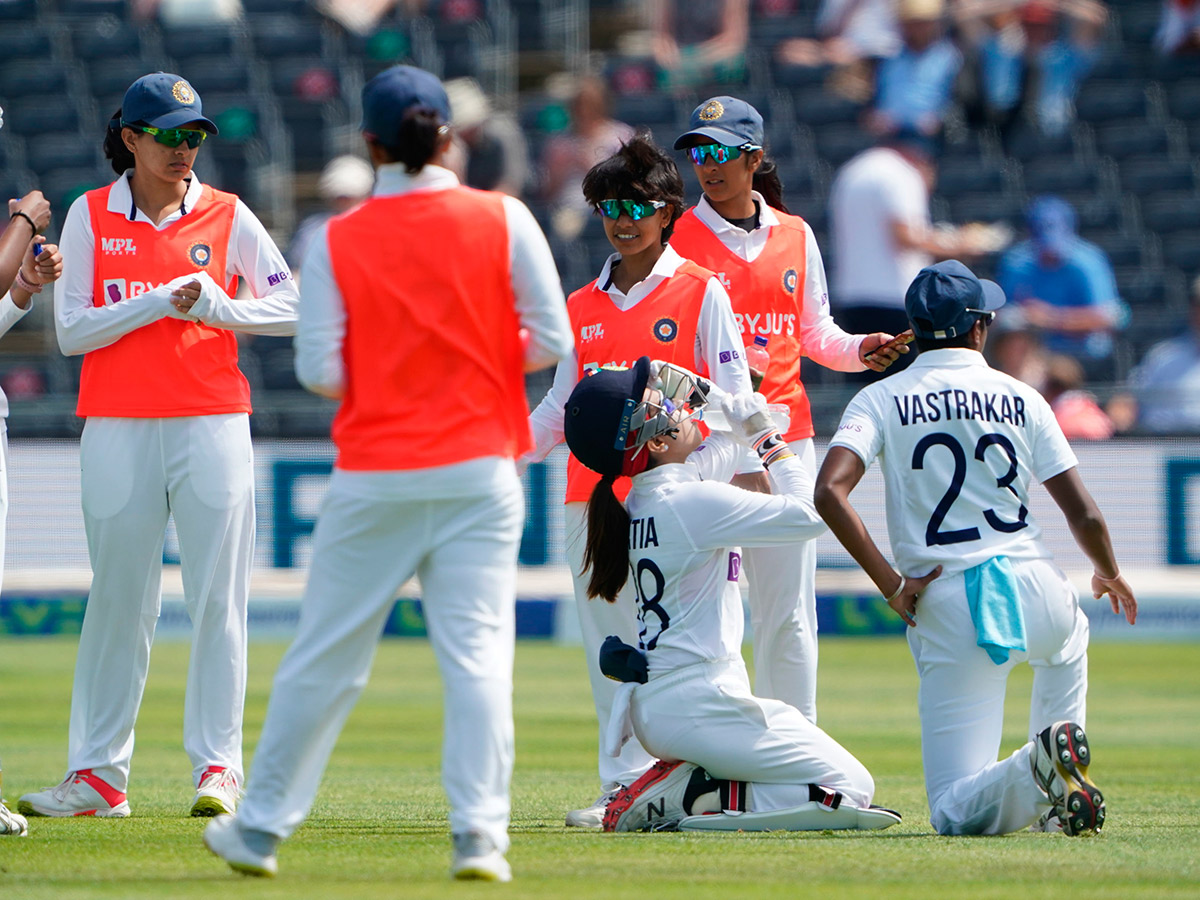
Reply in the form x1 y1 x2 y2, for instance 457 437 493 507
688 192 867 372
524 244 753 467
627 431 827 674
0 292 31 418
294 163 572 398
55 171 298 357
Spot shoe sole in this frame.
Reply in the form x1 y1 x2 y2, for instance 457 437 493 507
453 865 511 882
191 796 233 817
202 827 276 878
602 760 684 833
1041 722 1105 836
17 800 130 818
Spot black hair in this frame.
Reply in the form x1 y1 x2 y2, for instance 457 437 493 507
912 314 990 353
104 108 137 175
581 132 686 243
752 156 790 215
581 475 632 602
374 105 447 173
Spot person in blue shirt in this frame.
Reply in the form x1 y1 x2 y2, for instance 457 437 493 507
866 0 962 138
996 196 1126 378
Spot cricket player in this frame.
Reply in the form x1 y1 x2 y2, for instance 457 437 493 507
0 181 63 837
815 260 1137 836
203 65 572 882
20 73 298 820
561 358 900 834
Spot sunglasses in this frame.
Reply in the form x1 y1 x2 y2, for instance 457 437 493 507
966 308 996 326
687 143 760 166
126 123 208 149
595 199 667 221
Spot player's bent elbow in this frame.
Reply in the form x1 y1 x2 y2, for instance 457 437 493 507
812 482 840 522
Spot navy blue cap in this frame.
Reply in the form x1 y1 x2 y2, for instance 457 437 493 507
674 96 764 150
884 126 940 160
122 73 217 133
905 260 1006 339
563 357 651 477
1027 194 1076 257
361 65 450 149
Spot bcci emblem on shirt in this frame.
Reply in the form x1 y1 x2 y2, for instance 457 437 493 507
188 242 212 267
781 268 798 295
652 317 679 344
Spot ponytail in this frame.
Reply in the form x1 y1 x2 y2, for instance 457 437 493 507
104 108 135 175
388 106 447 174
752 157 789 215
581 474 632 602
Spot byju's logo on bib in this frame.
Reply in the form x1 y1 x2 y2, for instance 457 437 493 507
100 280 165 305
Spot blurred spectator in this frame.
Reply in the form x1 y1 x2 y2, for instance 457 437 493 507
996 195 1126 376
987 325 1048 390
538 76 634 240
443 78 530 197
1121 280 1200 433
777 0 900 69
285 155 374 275
829 131 996 355
956 0 1107 138
133 0 242 23
650 0 750 91
1042 353 1114 439
317 0 428 35
865 0 962 137
1156 0 1200 55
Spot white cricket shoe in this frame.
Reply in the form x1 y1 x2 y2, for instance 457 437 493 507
451 830 512 882
191 766 240 817
0 801 28 836
18 770 130 818
602 760 703 832
1031 721 1105 836
564 784 623 829
204 814 277 877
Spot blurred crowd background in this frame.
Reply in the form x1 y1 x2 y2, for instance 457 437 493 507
1 0 1199 440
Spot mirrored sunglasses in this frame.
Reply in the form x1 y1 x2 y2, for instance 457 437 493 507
127 124 208 149
687 143 759 166
595 199 667 221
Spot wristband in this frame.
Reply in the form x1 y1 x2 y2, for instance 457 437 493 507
751 429 795 468
13 268 41 294
885 577 907 604
10 210 38 235
1093 570 1121 583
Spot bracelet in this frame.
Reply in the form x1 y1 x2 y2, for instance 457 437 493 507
885 576 907 604
10 210 38 235
13 268 41 294
751 430 795 468
1094 570 1121 583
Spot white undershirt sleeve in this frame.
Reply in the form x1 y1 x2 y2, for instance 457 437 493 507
188 199 299 336
523 348 578 465
502 195 573 371
293 223 346 399
798 223 867 371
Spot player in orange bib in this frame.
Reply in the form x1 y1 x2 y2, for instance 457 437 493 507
670 97 907 725
20 73 299 821
524 134 753 828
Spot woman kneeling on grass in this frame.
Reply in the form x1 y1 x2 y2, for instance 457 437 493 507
563 356 900 832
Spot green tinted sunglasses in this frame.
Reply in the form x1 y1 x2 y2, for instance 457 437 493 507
595 199 667 221
687 143 760 166
126 123 208 149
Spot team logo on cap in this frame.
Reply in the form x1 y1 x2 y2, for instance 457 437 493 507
699 100 724 121
188 242 212 267
652 317 678 344
173 80 195 104
781 268 798 294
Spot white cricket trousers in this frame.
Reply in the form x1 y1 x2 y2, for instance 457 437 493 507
564 501 656 790
0 422 9 597
629 656 874 810
68 414 254 792
237 465 523 853
742 437 819 722
907 557 1089 835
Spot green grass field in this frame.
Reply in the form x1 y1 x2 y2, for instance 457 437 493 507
0 637 1196 899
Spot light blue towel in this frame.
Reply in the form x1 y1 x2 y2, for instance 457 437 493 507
963 556 1026 665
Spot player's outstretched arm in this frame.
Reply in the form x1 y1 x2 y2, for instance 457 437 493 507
1043 467 1137 625
815 446 941 626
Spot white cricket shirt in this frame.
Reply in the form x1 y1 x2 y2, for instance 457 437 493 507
829 348 1077 577
624 432 827 676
